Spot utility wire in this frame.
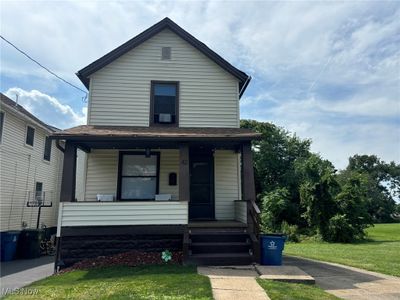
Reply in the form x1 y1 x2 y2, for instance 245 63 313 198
1 35 88 100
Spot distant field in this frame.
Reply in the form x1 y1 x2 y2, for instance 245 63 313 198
284 223 400 276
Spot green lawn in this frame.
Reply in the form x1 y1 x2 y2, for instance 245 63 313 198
3 265 213 300
256 280 339 300
284 223 400 276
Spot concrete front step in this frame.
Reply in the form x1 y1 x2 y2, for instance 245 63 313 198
187 253 254 266
255 265 316 284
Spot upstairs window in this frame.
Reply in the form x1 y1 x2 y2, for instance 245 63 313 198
150 81 179 126
43 136 52 161
26 125 35 147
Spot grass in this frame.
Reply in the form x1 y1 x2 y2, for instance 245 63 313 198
284 223 400 276
256 280 339 300
2 265 213 300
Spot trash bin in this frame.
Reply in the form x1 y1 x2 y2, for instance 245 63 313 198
1 231 20 261
17 229 43 259
260 234 286 265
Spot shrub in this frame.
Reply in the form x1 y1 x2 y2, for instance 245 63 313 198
260 188 291 232
325 214 360 243
280 221 300 242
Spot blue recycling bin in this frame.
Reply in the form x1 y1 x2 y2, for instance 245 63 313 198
260 234 286 265
1 231 20 261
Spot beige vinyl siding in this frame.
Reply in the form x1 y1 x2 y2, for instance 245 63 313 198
0 106 63 232
159 149 179 200
84 149 180 201
84 150 118 201
58 201 188 229
214 150 241 220
89 29 240 128
234 201 247 223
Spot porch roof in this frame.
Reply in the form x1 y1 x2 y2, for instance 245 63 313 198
51 125 261 142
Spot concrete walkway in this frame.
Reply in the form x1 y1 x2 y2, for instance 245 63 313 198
284 256 400 300
0 256 54 295
198 266 270 300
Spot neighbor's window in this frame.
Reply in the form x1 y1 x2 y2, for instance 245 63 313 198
151 82 178 125
43 136 52 161
118 153 159 200
26 126 35 146
35 182 43 205
0 111 4 143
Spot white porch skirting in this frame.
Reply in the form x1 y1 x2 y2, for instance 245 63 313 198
57 201 188 236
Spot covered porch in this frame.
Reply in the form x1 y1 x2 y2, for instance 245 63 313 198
52 125 261 265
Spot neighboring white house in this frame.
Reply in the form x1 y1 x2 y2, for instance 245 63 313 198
52 18 261 267
0 93 63 232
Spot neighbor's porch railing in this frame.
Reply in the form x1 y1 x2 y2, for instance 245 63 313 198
57 201 189 236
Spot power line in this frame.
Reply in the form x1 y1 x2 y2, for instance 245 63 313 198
1 35 88 99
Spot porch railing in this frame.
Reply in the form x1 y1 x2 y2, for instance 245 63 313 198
57 201 188 236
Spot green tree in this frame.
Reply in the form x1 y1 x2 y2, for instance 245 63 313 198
327 172 373 242
342 155 400 222
295 154 340 239
240 120 311 226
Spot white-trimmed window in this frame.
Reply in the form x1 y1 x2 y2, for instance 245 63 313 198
117 152 160 200
25 125 35 147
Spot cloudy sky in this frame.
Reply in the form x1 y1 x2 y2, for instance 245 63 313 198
1 1 399 169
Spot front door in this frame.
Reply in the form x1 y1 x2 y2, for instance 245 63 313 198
189 149 214 220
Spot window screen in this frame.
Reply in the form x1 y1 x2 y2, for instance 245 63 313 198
26 126 35 146
119 154 158 200
152 83 177 124
43 136 52 161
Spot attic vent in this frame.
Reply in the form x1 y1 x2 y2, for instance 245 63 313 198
162 47 171 60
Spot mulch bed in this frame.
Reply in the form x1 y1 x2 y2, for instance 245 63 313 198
59 250 183 273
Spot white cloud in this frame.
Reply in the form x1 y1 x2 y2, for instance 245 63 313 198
1 1 399 168
4 87 86 129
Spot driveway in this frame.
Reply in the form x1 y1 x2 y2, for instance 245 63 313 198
284 256 400 300
0 256 54 295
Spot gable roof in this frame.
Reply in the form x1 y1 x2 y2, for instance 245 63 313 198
76 17 251 98
0 93 59 132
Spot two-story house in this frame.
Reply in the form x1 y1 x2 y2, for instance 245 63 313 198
0 94 63 238
52 18 261 267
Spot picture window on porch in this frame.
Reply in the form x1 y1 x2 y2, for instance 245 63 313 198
117 152 160 200
150 81 179 126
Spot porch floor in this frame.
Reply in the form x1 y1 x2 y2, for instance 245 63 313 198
188 220 247 228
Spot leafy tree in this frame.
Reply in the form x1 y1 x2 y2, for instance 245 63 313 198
240 120 311 196
295 154 340 239
327 173 373 242
341 155 400 222
241 120 398 242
